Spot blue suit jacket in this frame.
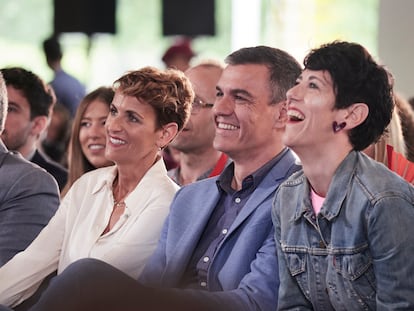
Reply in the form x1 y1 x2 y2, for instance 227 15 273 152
140 149 300 311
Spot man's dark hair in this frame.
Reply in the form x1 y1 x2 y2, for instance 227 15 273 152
1 67 54 119
225 45 302 104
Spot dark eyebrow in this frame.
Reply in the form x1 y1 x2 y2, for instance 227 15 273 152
230 88 254 100
126 109 145 120
216 86 255 102
307 73 331 86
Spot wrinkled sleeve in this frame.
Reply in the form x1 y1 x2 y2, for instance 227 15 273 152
368 193 414 310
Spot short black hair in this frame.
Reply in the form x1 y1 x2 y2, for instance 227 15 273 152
304 41 394 150
1 67 54 119
225 45 302 104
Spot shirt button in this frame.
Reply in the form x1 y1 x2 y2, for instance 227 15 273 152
200 281 207 287
203 256 210 263
235 197 241 203
222 229 228 235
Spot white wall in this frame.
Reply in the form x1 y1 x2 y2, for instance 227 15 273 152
378 0 414 98
231 0 262 50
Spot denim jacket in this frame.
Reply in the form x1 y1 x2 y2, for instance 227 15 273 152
272 151 414 310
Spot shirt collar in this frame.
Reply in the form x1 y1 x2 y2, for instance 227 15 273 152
320 150 357 220
91 165 118 195
295 151 357 221
216 148 289 193
91 157 168 196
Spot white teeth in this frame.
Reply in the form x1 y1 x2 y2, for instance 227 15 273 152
89 144 105 150
109 137 126 145
217 122 238 130
287 110 305 121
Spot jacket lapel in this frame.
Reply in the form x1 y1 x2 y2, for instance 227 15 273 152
226 150 297 237
166 179 222 272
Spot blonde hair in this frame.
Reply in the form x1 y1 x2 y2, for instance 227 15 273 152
373 107 406 165
394 93 414 162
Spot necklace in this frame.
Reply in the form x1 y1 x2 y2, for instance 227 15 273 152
114 200 126 208
112 175 129 209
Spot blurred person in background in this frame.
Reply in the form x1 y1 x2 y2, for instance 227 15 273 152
394 92 414 162
168 61 231 185
61 87 114 197
162 38 196 72
160 37 196 170
43 36 85 117
41 102 72 167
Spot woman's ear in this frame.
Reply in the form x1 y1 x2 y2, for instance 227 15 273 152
345 103 369 129
157 122 178 149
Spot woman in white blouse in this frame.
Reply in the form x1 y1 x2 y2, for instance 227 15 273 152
0 67 194 308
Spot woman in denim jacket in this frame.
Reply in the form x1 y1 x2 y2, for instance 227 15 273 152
272 41 414 310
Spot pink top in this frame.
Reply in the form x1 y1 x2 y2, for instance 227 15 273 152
311 188 325 215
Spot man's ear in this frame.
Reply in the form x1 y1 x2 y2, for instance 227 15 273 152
273 101 288 129
30 116 49 137
157 122 179 149
345 103 369 129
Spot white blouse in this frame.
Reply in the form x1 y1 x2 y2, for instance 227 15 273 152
0 158 179 307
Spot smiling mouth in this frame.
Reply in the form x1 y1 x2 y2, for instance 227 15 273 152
109 137 126 145
287 110 305 122
89 144 105 150
217 122 239 130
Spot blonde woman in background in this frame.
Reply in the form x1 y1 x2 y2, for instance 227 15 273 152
364 106 406 163
394 92 414 162
61 87 114 197
364 94 414 184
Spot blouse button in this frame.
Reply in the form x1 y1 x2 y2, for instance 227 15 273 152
235 197 241 203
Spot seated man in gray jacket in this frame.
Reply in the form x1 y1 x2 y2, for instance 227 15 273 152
0 71 60 267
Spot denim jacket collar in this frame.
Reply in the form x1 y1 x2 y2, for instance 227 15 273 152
294 151 357 221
